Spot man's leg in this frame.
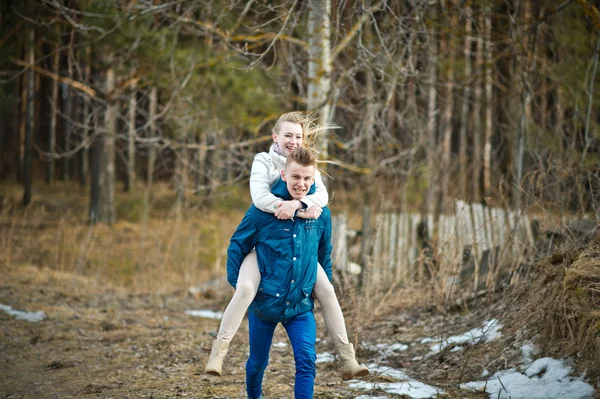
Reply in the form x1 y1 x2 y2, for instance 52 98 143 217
283 311 317 399
246 312 276 399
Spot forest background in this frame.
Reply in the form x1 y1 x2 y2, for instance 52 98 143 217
1 0 600 292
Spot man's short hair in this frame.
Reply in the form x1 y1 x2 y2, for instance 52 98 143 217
286 147 317 168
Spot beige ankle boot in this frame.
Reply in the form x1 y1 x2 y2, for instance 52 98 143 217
338 343 369 380
205 339 229 376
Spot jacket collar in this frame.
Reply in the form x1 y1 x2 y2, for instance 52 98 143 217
269 146 287 171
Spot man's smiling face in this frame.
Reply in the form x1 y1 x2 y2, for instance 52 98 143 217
281 161 316 200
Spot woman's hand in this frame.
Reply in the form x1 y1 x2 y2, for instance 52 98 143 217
296 206 322 219
275 200 302 219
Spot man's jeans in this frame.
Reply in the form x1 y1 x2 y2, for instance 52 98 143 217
246 311 316 399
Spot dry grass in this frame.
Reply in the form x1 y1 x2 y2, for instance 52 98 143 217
506 236 600 384
0 181 247 294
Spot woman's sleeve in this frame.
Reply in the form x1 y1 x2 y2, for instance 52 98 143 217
250 153 281 214
301 169 329 209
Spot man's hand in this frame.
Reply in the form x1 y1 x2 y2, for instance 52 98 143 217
275 200 302 219
297 205 322 219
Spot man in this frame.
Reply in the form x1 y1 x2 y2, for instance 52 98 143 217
226 147 332 399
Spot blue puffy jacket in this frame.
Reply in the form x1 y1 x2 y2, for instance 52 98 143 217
226 178 333 323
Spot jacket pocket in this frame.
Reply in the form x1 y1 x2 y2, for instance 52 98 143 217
257 280 284 298
301 285 313 298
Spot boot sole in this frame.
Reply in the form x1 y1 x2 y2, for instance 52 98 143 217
342 368 369 381
205 369 222 376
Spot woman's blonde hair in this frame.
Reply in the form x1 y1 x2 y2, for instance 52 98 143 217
272 111 335 153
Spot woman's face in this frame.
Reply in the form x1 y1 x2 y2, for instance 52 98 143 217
273 121 303 156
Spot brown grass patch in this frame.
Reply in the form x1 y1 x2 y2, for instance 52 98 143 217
1 181 247 294
507 237 600 384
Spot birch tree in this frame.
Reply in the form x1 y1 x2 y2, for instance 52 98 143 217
307 0 332 169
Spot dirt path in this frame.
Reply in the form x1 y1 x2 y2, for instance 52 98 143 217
2 264 573 399
0 265 391 398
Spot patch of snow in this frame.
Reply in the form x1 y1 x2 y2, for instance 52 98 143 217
0 304 45 322
184 309 223 320
354 396 391 399
429 319 501 354
363 341 409 356
420 337 436 344
462 357 595 399
347 364 444 399
520 342 537 366
481 369 490 377
316 352 336 364
272 341 288 348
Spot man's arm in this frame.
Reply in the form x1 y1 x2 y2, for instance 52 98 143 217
318 207 333 281
227 208 260 288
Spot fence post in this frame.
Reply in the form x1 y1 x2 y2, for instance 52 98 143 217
359 207 372 291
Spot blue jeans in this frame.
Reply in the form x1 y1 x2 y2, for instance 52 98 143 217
246 311 316 399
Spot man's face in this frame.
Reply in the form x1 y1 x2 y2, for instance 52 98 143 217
281 161 315 200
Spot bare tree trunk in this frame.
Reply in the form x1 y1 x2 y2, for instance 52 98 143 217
176 144 188 210
63 37 74 181
459 1 472 201
101 67 116 224
126 81 137 192
143 87 158 224
583 34 600 160
482 2 493 201
440 11 456 214
23 28 35 207
48 41 60 185
196 133 207 194
425 3 438 217
307 0 332 183
89 106 102 224
513 0 534 209
79 45 91 188
18 47 27 183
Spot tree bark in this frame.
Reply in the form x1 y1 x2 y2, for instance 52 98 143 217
583 33 600 159
18 46 27 183
79 44 91 188
63 42 74 181
101 67 117 224
482 2 493 201
440 11 456 214
23 28 35 207
459 1 472 201
176 144 188 210
307 0 332 184
89 105 102 224
126 81 137 192
48 40 60 185
143 86 158 224
196 133 207 194
425 3 438 217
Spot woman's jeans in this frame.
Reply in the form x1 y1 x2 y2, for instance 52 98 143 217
246 311 317 399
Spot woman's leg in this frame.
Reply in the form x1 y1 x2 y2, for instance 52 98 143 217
313 264 369 380
217 251 261 343
313 264 349 347
206 252 260 376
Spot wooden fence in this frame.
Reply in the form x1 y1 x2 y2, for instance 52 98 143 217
331 200 536 295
